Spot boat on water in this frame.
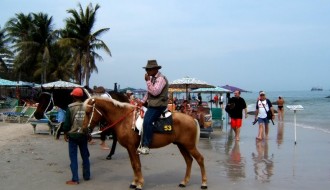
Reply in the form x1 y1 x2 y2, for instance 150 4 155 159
311 87 323 91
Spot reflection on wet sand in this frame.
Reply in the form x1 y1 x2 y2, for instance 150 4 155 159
225 129 246 181
252 140 274 182
277 122 284 148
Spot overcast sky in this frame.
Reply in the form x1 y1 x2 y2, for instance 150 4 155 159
1 0 329 91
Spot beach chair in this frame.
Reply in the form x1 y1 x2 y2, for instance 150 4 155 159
29 109 62 135
19 106 37 123
2 105 27 123
44 110 63 136
200 107 214 139
210 108 223 129
3 98 18 109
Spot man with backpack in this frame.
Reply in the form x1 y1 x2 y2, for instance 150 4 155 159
255 91 275 141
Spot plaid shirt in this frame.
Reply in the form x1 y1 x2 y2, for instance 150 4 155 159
141 71 167 103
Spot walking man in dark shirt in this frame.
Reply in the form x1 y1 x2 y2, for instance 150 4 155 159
228 90 248 141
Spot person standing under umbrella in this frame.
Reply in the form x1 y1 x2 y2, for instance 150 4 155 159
197 92 202 105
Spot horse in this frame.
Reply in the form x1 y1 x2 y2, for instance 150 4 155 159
82 97 208 190
34 86 129 160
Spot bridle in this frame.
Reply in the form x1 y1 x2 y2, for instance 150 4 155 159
85 99 103 130
85 99 136 134
40 92 55 115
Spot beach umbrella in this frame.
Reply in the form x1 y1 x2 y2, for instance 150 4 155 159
35 80 82 89
191 86 231 109
169 76 215 99
221 84 248 93
191 86 231 93
0 78 17 86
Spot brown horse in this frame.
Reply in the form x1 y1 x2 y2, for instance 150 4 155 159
82 97 208 190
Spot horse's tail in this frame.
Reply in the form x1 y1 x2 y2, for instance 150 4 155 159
194 119 200 144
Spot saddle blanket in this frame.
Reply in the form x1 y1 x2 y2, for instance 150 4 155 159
136 110 173 134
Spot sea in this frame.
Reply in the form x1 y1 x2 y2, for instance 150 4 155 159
242 90 330 134
201 90 330 134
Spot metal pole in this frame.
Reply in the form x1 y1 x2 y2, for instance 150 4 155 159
294 110 297 145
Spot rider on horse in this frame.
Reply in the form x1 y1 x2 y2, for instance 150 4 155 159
137 60 169 155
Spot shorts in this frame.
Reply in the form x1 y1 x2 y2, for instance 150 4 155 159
231 118 242 129
258 117 269 124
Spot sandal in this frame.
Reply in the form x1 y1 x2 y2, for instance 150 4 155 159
66 180 79 185
101 146 110 150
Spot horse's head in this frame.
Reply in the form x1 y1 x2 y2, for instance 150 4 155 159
34 87 55 119
34 86 75 119
82 98 104 133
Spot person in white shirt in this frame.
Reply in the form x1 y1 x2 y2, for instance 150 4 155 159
255 91 275 141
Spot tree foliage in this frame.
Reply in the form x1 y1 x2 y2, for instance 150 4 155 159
0 3 110 87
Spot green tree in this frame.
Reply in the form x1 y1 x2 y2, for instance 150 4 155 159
5 13 35 82
60 3 111 86
0 26 14 78
6 12 59 83
31 12 58 83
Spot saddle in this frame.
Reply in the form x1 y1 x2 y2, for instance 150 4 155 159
135 108 173 134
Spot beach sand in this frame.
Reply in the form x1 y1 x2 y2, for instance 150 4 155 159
0 116 330 190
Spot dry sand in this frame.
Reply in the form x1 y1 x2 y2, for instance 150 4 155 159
0 116 330 190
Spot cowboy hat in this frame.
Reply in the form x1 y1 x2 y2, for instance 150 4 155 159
143 60 162 69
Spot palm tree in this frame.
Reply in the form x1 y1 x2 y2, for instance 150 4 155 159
5 13 35 82
60 3 111 86
6 12 58 83
0 26 14 77
31 12 58 83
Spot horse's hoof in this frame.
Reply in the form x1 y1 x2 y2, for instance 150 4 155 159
201 185 208 189
178 183 186 188
106 155 112 160
129 184 136 189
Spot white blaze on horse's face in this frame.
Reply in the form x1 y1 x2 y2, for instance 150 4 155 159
83 98 103 133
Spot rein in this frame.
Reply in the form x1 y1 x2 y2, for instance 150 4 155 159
86 100 136 134
41 92 54 115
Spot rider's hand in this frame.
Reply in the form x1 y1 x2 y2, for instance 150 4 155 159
144 73 150 81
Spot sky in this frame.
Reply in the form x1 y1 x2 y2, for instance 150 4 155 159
1 0 330 92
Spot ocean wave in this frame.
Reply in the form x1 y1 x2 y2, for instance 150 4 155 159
296 123 330 134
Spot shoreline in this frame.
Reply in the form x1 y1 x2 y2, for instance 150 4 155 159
0 117 330 190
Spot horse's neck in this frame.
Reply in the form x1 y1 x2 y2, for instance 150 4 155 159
99 101 133 130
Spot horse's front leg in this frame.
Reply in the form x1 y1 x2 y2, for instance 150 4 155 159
127 147 144 190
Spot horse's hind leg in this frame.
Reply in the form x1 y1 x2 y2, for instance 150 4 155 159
177 144 193 187
106 132 117 160
188 147 208 189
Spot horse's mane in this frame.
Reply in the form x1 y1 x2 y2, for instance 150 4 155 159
83 97 134 110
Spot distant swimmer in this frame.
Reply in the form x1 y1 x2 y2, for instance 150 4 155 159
277 96 285 121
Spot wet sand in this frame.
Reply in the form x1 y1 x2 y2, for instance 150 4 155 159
0 116 329 190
